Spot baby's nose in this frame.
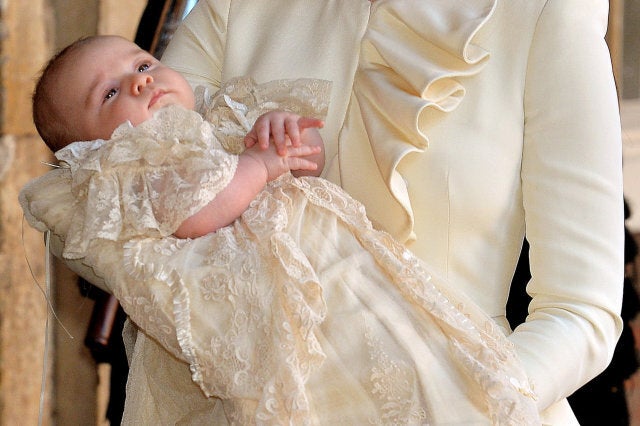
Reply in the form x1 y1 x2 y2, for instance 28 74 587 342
132 74 153 95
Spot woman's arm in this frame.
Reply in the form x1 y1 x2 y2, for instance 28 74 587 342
512 0 624 409
161 0 229 89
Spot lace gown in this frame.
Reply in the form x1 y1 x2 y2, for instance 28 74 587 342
23 79 538 424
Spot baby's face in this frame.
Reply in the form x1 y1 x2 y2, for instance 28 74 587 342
52 36 195 142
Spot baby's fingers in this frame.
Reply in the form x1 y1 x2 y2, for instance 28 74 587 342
287 118 324 148
243 126 270 150
270 116 289 154
283 115 303 148
285 145 321 172
243 131 257 149
287 145 321 157
285 157 318 172
245 115 275 150
297 117 324 131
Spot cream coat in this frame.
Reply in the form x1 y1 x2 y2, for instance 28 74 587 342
160 0 624 424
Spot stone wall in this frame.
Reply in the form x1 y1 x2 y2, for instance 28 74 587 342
0 1 145 424
0 0 54 424
623 0 640 98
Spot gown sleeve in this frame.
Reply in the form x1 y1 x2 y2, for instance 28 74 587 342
54 106 238 259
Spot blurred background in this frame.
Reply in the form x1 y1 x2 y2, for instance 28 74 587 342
0 0 638 424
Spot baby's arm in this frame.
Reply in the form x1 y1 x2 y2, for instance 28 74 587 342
173 138 320 239
244 111 325 177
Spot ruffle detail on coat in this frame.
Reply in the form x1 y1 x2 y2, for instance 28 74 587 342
54 105 238 259
354 0 496 242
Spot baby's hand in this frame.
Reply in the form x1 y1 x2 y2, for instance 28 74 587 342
243 141 321 182
244 110 324 156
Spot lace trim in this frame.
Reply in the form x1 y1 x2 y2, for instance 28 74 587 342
123 214 327 424
195 77 332 155
53 106 238 259
120 174 537 424
281 176 539 425
364 319 429 425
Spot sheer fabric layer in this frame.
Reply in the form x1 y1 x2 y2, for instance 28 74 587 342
123 174 538 425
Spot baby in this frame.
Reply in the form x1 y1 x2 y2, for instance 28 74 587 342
24 35 539 425
32 35 325 239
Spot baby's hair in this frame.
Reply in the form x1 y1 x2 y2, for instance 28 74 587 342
32 36 98 152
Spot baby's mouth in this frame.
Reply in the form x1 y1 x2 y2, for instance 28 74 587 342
148 90 166 108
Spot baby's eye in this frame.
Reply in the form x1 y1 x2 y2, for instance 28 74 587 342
104 88 118 101
137 63 151 72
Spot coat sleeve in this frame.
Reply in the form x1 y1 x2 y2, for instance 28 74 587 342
512 0 625 409
161 0 230 90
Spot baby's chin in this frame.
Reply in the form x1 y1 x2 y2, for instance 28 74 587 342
148 102 189 120
151 92 194 112
152 102 191 115
143 104 195 125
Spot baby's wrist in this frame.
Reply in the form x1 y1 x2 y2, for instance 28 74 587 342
240 151 269 185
